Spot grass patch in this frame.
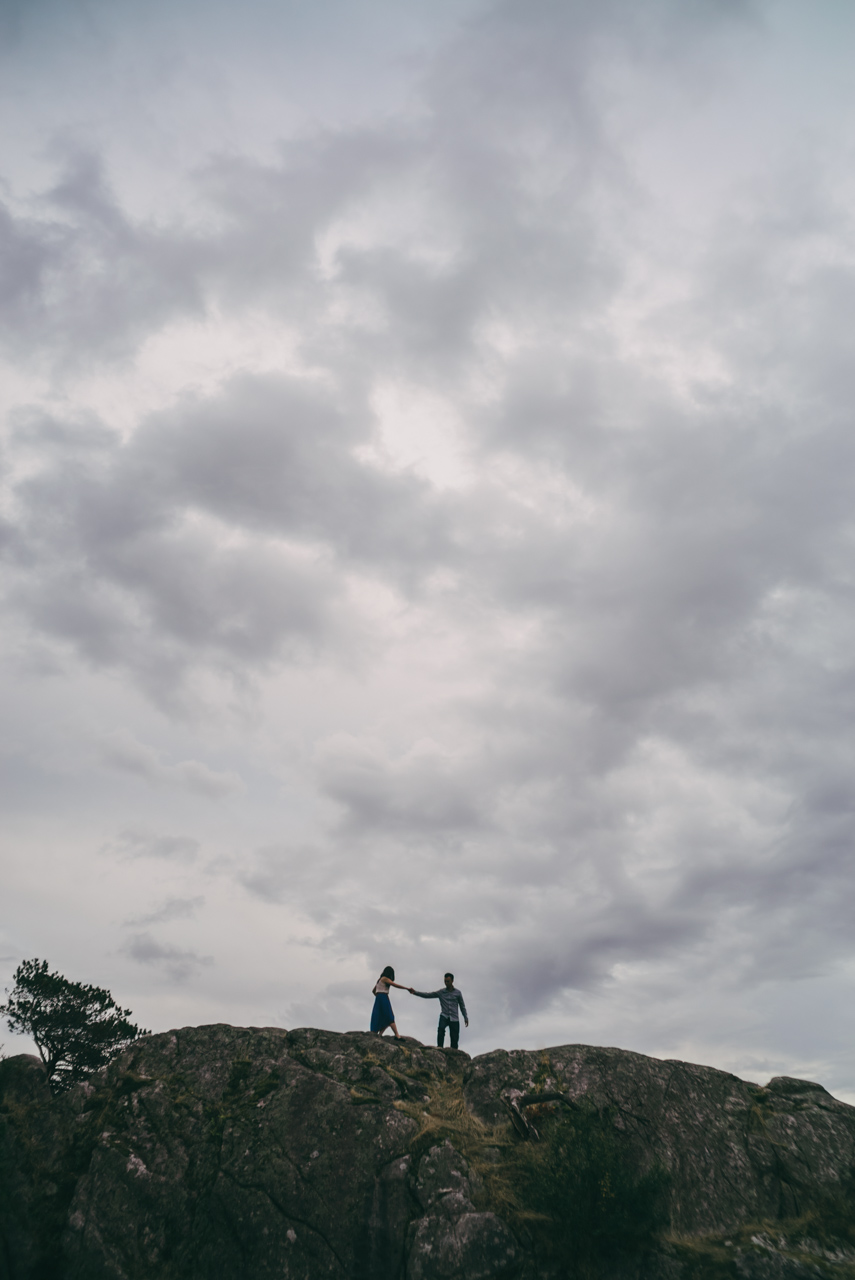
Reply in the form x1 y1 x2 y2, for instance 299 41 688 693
395 1072 507 1166
668 1226 855 1279
667 1180 855 1280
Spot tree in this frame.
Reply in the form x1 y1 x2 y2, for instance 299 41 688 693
0 959 148 1091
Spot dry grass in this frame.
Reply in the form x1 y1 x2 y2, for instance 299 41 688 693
391 1072 532 1225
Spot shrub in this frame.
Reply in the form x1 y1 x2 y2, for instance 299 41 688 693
511 1101 669 1278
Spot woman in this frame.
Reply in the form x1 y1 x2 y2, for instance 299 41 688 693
370 966 410 1039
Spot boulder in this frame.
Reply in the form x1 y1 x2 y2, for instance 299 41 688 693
0 1054 75 1280
1 1027 854 1278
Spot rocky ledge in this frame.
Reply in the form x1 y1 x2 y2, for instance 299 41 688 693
2 1026 855 1278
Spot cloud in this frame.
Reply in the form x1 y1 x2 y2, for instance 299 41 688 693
0 147 205 367
1 372 452 701
121 932 212 983
6 0 855 1090
238 844 319 906
316 735 486 837
123 895 204 927
101 731 244 797
108 828 201 863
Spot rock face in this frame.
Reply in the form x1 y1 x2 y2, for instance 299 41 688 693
2 1026 855 1279
465 1047 855 1234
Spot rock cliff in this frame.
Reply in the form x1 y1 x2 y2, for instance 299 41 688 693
2 1025 855 1278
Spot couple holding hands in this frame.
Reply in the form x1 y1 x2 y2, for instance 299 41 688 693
371 966 469 1049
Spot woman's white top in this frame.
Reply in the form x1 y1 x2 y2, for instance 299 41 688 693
374 978 390 995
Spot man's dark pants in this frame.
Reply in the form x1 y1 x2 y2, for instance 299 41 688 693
437 1015 459 1049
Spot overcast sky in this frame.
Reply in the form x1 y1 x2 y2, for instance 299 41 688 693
3 0 855 1098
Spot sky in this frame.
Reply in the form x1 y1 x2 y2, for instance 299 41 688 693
3 0 855 1099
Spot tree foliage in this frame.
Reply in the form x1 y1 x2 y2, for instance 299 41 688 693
0 959 148 1091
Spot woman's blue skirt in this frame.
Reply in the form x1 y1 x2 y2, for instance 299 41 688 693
371 991 394 1033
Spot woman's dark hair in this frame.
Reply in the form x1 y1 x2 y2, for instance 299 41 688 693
381 966 395 981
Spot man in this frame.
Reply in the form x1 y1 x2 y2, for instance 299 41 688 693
410 972 469 1049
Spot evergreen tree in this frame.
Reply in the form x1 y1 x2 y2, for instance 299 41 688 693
0 958 147 1091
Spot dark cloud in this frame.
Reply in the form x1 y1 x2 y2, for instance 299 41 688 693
238 844 313 906
101 731 243 797
2 369 456 698
3 425 348 700
316 736 487 838
0 149 205 367
124 895 204 927
121 932 212 983
132 374 452 573
108 828 201 863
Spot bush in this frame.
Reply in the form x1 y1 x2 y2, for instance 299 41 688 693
791 1172 855 1251
0 959 148 1091
511 1101 669 1278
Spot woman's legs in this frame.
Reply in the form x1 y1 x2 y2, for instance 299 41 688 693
375 1021 402 1038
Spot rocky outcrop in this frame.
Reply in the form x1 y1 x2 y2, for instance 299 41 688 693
466 1046 855 1235
0 1053 78 1280
2 1026 855 1278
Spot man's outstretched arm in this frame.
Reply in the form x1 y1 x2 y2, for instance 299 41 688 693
411 989 444 999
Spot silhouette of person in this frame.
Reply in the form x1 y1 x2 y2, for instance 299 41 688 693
409 972 469 1049
370 966 410 1039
